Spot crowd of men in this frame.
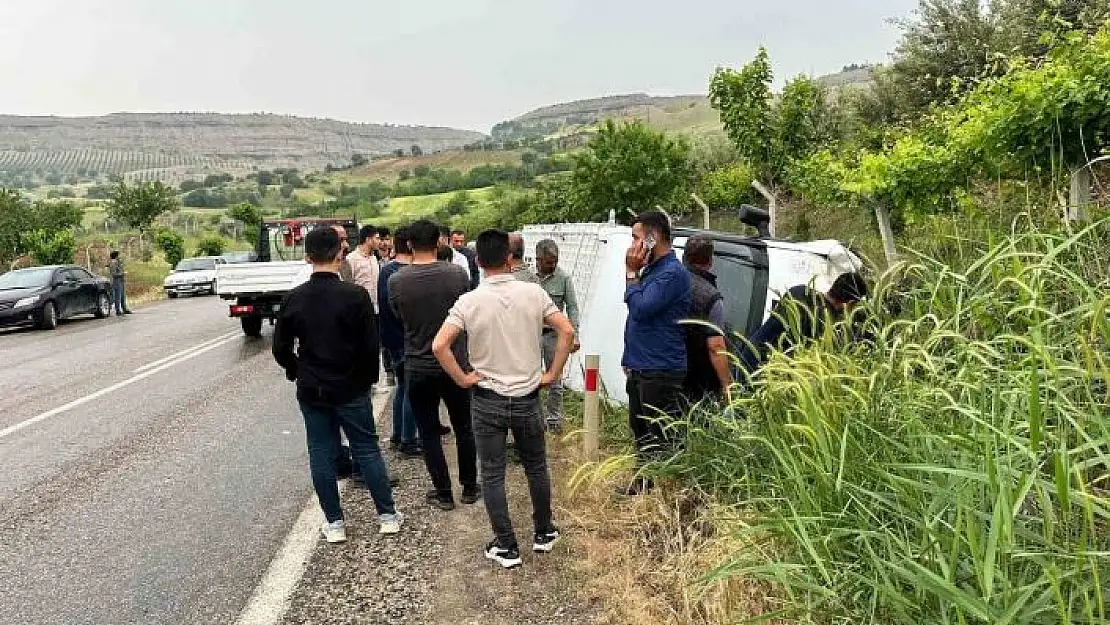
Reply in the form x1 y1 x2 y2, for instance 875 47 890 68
271 210 867 568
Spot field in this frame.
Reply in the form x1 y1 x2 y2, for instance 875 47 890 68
369 186 497 226
338 149 529 183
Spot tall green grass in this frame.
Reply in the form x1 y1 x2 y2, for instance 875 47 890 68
662 217 1110 623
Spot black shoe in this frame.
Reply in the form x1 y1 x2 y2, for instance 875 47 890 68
485 540 522 569
618 477 654 496
461 486 482 504
425 490 456 511
123 309 133 315
399 443 423 458
439 424 452 436
533 527 561 553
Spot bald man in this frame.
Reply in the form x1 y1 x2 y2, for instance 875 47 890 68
508 232 534 281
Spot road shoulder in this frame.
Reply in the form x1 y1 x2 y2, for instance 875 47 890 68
276 393 600 625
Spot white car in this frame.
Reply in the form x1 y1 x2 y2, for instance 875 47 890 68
164 256 225 298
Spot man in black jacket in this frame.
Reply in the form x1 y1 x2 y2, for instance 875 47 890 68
738 272 868 375
681 235 732 403
273 226 404 543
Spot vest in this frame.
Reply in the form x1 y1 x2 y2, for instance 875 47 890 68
684 267 724 399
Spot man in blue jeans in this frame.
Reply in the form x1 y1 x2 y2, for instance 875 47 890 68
378 226 420 457
273 226 404 543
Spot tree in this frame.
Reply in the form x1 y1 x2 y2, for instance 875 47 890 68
414 165 431 178
698 163 757 207
154 229 185 267
255 171 274 186
410 145 423 157
280 184 295 199
203 173 233 188
195 236 226 257
23 230 75 265
393 149 405 158
0 191 83 266
570 120 692 222
444 190 474 216
521 151 538 166
351 153 367 167
227 203 262 233
398 169 412 181
107 181 178 242
710 47 774 180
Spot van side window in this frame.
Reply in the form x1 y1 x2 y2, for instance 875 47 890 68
713 253 759 336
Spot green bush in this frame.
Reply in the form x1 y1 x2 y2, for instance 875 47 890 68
697 163 756 207
195 236 226 257
24 229 75 265
154 229 185 267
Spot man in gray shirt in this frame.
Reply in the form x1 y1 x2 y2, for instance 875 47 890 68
531 239 580 432
388 219 478 512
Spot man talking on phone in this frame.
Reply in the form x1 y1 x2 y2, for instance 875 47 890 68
621 210 691 495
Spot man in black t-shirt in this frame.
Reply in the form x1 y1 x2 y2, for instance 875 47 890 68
388 220 479 512
451 229 480 289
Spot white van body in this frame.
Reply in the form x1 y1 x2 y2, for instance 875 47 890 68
521 223 863 404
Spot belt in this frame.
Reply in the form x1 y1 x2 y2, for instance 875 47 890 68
473 386 540 401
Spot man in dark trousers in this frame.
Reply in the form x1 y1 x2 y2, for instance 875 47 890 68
272 226 404 543
388 219 479 511
432 229 575 569
621 210 691 495
681 235 732 404
107 251 131 315
738 272 869 375
378 227 420 457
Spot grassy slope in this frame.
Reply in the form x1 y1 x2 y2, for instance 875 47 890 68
338 149 528 183
370 187 497 226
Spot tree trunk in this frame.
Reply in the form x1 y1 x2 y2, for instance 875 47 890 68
874 202 899 267
1068 165 1092 223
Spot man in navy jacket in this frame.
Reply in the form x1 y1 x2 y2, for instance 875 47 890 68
621 210 691 494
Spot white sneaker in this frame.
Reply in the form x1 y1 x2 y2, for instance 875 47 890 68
379 512 404 535
321 520 347 543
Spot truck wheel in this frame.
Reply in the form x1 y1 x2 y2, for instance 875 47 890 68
167 292 179 299
241 316 263 338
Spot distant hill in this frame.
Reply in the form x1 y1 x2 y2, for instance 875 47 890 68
491 66 875 142
0 113 484 186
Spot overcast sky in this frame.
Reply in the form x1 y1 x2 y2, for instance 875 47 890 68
0 0 918 133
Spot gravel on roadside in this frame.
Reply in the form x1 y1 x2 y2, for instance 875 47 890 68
278 392 600 625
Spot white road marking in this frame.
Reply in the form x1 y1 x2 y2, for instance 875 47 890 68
233 394 391 625
0 334 241 440
133 331 239 373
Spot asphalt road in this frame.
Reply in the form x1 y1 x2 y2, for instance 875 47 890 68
0 296 317 625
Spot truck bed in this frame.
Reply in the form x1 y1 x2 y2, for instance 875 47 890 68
215 261 312 298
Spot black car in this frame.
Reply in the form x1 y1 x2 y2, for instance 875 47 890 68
0 265 112 330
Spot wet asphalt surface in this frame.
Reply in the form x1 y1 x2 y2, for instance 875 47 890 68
0 296 314 625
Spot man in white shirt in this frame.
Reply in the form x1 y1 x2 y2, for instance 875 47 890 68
438 225 472 288
346 225 381 313
432 229 575 570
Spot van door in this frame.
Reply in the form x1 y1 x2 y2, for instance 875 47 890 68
710 241 769 339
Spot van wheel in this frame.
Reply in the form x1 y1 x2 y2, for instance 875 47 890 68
241 316 263 338
37 302 58 330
